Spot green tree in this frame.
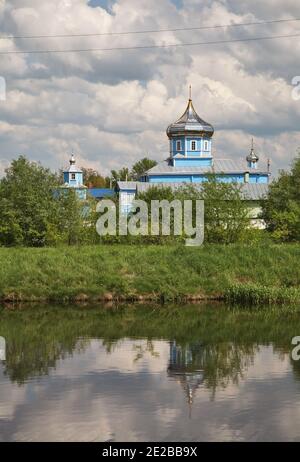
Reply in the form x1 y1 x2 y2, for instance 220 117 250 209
48 190 99 246
110 167 132 187
194 177 249 244
136 185 179 243
0 156 100 247
131 158 157 180
108 158 157 186
262 156 300 241
137 178 249 244
0 198 23 246
0 156 60 246
81 167 107 188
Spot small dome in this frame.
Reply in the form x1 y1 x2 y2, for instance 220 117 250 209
64 154 83 173
167 98 214 138
246 139 259 163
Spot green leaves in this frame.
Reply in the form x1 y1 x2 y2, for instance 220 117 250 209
110 158 158 186
136 177 249 244
263 156 300 241
81 167 108 188
131 158 157 180
196 177 249 244
0 156 59 246
0 156 99 247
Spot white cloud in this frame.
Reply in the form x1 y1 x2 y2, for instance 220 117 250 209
0 0 299 178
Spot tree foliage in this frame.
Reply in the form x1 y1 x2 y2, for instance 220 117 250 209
262 156 300 241
137 177 249 244
110 167 132 187
131 158 157 180
0 156 60 246
193 177 249 244
0 156 98 247
110 158 157 186
81 167 110 188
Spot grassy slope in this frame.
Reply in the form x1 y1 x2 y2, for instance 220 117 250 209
0 244 299 303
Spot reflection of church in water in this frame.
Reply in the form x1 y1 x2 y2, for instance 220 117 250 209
168 340 204 415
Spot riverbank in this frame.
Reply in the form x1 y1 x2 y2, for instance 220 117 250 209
0 244 299 305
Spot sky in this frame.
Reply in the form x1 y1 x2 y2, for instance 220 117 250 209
0 0 300 177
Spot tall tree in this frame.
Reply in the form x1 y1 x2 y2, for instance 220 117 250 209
110 167 132 187
194 177 249 244
131 158 157 180
262 155 300 241
0 156 99 247
0 156 60 246
48 190 98 246
136 177 249 244
176 178 249 244
81 167 107 188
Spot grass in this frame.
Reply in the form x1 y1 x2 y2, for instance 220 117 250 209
0 243 299 304
225 284 300 305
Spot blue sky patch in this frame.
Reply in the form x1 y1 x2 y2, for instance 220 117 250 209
88 0 114 13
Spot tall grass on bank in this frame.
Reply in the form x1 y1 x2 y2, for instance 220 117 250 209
0 244 299 304
225 284 300 305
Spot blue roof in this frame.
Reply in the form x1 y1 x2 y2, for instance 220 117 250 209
146 158 269 175
117 181 269 201
88 188 115 198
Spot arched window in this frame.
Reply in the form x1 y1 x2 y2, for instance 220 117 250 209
176 140 182 151
191 140 196 151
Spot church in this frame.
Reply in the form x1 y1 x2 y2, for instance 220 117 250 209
61 90 271 227
116 91 271 224
61 154 114 201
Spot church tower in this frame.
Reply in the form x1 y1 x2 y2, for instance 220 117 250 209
246 139 259 169
62 154 87 200
166 87 214 168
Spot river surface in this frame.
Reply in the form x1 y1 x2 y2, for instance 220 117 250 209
1 303 300 441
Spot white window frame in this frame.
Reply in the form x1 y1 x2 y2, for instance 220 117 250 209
176 140 182 151
71 173 76 180
190 140 197 151
204 140 209 151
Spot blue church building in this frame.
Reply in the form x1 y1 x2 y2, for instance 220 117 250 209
61 154 114 201
61 154 87 200
117 92 271 220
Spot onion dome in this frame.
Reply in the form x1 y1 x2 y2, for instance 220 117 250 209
246 138 259 164
167 97 214 138
65 154 83 173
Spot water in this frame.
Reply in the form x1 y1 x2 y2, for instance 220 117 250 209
1 303 300 441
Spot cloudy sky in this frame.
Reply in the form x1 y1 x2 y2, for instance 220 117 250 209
0 0 300 177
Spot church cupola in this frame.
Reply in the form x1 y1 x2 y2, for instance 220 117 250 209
70 154 76 166
63 154 84 186
166 87 214 167
62 153 87 200
246 139 259 169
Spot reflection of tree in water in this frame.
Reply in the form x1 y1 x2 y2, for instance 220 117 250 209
4 336 91 385
2 304 300 388
101 338 161 361
102 338 160 361
168 340 257 406
132 340 160 362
